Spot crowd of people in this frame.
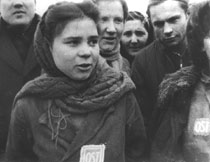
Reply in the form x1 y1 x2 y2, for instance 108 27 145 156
0 0 210 161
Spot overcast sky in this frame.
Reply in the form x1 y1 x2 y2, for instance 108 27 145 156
36 0 207 16
35 0 149 15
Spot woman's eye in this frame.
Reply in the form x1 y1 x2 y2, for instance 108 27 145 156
123 31 132 37
100 17 108 23
66 40 79 46
89 39 98 46
136 31 145 37
154 21 164 28
115 18 123 24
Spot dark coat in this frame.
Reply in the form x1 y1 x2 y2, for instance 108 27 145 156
0 15 41 152
131 40 191 134
150 66 203 162
6 92 147 162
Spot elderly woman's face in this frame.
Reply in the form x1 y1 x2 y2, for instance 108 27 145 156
121 20 148 56
97 0 124 52
52 18 99 81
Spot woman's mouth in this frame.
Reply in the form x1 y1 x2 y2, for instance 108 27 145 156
77 64 92 71
164 36 176 43
103 37 116 43
13 10 26 15
129 46 141 52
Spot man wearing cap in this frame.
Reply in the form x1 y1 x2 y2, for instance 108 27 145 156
131 0 191 142
0 0 41 157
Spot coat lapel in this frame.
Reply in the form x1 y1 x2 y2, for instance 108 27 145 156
0 23 23 74
23 14 40 76
23 44 38 76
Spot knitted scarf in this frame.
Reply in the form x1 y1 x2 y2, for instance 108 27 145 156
100 43 123 71
100 44 120 62
14 17 135 114
14 58 134 114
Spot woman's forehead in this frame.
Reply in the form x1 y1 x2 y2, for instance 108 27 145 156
58 18 98 38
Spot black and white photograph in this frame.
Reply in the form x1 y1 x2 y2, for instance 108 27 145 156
0 0 209 162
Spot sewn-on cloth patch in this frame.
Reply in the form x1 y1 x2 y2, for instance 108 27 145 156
193 118 210 136
79 144 106 162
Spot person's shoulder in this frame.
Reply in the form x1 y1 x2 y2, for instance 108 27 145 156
135 40 157 59
158 66 200 106
14 97 48 115
132 40 157 69
114 90 136 109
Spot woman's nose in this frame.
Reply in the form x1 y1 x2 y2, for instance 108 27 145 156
13 0 24 8
78 44 92 58
130 35 138 43
106 21 116 34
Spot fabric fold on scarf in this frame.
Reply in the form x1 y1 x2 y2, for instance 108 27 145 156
99 43 124 71
14 10 135 114
100 44 120 62
14 58 135 114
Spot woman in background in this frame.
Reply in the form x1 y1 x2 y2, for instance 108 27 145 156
121 11 153 64
6 1 147 162
94 0 131 75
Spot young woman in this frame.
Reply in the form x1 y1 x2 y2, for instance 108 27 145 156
5 1 147 162
121 11 153 64
150 1 210 162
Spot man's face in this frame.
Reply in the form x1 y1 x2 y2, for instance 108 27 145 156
149 0 188 48
97 0 124 52
0 0 36 26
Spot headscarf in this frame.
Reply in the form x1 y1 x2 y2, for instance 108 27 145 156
14 1 135 114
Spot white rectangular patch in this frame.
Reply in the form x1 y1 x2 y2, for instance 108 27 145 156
193 118 210 136
79 144 105 162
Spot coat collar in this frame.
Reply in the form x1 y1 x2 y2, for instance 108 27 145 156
0 21 23 74
158 66 201 108
0 15 40 75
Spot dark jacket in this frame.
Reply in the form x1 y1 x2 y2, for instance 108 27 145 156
131 40 191 134
150 66 203 162
0 15 41 152
6 92 147 162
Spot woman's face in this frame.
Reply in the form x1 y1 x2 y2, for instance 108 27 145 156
52 18 99 81
97 0 124 52
121 20 148 56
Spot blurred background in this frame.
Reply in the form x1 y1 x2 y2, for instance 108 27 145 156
36 0 208 16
